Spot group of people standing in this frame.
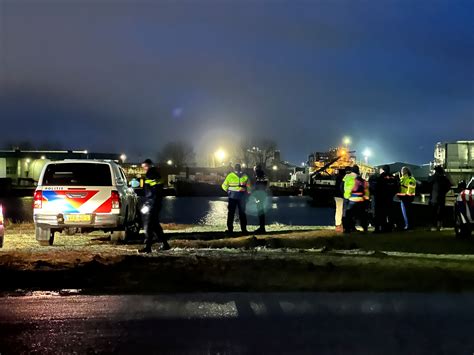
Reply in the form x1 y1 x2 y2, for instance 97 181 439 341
138 159 268 253
335 164 452 234
138 158 453 253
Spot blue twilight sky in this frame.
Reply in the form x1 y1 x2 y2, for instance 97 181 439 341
0 0 473 165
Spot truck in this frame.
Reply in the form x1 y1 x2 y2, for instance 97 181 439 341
433 141 474 185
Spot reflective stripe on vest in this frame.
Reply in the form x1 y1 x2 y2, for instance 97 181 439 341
222 172 250 193
145 179 163 187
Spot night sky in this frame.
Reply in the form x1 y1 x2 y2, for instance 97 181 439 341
0 0 473 165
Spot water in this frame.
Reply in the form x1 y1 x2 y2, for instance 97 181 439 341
0 196 334 226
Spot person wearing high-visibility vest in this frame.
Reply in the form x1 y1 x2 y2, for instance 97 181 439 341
342 165 369 233
138 159 170 253
397 166 417 230
222 163 251 234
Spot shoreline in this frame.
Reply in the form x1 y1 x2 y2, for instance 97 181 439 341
1 224 473 294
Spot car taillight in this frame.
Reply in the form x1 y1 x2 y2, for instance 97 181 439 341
111 191 121 209
34 191 43 209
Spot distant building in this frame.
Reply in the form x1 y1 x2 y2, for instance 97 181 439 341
0 150 121 186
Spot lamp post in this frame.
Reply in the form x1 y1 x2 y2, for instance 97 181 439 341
214 149 226 167
343 136 351 148
363 148 372 164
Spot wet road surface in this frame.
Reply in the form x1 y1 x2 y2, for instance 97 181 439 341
1 292 474 354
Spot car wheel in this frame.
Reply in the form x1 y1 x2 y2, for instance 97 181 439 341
125 217 142 241
455 212 471 238
36 226 55 246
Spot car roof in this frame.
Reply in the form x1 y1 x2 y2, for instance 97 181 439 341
46 159 117 165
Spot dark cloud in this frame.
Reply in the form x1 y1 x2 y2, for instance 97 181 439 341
0 0 472 165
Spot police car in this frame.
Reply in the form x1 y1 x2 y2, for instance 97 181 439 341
33 160 140 246
455 177 474 238
0 204 4 248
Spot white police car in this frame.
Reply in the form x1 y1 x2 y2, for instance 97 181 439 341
34 160 140 246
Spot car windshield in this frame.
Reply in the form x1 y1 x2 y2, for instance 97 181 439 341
42 163 112 186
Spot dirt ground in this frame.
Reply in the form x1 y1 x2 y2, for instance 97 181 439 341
2 223 474 293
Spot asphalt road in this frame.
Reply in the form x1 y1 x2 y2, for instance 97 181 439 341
1 292 474 354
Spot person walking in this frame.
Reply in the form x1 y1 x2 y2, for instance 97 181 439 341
222 163 251 234
397 166 417 230
138 159 170 253
342 165 368 233
428 166 452 231
253 164 268 234
334 168 347 232
372 165 398 233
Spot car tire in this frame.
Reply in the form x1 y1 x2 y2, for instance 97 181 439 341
455 212 471 238
36 226 55 246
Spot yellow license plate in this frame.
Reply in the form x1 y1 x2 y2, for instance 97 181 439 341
65 214 91 223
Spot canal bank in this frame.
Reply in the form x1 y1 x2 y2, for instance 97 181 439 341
0 224 471 293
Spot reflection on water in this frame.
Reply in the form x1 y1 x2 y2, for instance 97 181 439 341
0 196 334 226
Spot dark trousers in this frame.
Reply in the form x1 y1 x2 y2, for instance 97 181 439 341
374 199 394 232
343 201 368 232
431 202 445 228
227 197 248 232
142 204 166 247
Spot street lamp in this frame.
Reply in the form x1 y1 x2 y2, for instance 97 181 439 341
167 160 173 166
272 165 278 171
363 148 372 164
120 154 127 163
343 136 351 147
214 149 226 167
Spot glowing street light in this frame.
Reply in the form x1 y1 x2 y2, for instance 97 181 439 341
241 163 246 168
343 136 351 147
272 165 278 171
214 149 226 162
41 156 46 160
120 154 127 163
167 160 173 166
363 148 372 164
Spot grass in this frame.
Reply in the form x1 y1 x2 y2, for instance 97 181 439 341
2 223 474 293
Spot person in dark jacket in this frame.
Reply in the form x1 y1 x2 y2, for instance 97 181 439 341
371 165 399 233
428 166 452 231
138 159 170 253
253 164 269 234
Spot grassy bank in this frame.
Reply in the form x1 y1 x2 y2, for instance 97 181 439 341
1 223 474 293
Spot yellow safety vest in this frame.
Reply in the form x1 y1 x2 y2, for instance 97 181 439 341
222 172 251 193
343 174 368 202
343 174 356 199
145 178 164 187
399 175 416 196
